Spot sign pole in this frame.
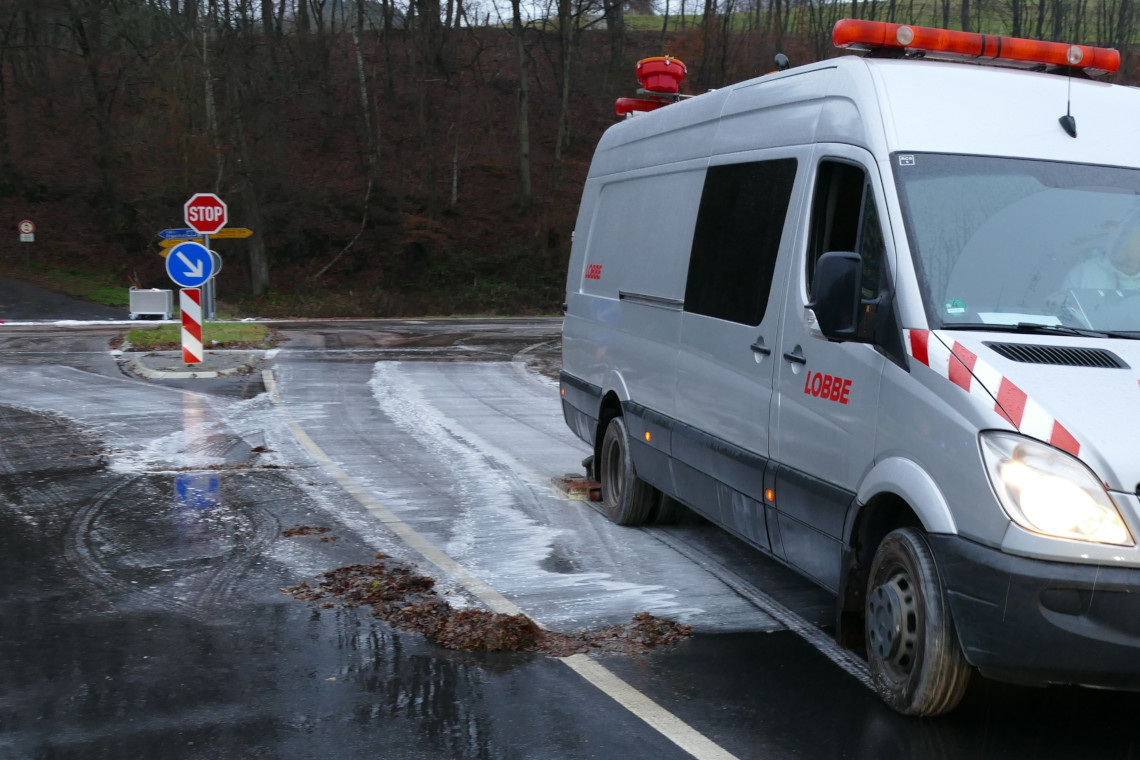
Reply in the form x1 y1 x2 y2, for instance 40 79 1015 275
18 220 35 268
203 234 216 321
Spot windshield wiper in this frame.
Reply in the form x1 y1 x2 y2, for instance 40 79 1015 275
942 322 1140 340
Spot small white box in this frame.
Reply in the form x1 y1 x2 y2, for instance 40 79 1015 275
128 288 173 320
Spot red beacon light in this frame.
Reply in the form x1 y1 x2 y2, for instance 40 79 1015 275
637 56 686 93
832 19 1120 76
616 56 688 117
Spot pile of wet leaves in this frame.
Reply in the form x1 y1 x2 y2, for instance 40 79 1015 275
283 555 692 656
283 525 335 539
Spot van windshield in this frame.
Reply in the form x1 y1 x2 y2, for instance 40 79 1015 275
893 153 1140 335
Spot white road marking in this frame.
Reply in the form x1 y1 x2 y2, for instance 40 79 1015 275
560 654 741 760
263 368 741 760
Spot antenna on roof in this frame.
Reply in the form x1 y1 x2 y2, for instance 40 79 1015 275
1059 36 1078 138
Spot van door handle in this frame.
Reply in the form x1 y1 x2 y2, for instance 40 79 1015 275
783 346 807 364
750 339 771 356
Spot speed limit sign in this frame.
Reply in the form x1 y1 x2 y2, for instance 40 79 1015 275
18 220 34 242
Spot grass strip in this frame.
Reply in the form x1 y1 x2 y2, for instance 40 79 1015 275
126 322 273 350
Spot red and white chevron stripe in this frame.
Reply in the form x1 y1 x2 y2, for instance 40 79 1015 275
904 329 1080 456
181 288 203 364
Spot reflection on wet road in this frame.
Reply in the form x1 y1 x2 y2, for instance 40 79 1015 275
0 320 1139 759
0 362 692 759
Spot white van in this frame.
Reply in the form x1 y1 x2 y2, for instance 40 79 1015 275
560 20 1140 716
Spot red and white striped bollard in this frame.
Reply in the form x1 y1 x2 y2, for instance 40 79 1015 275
181 287 203 364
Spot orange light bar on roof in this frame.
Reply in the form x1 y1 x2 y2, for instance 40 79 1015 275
833 19 1120 75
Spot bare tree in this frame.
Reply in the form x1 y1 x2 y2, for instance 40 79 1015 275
0 3 17 174
260 0 275 34
62 0 135 229
554 0 578 160
314 13 381 279
604 0 623 70
509 0 532 207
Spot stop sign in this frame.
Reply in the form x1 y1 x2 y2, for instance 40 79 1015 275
184 193 228 235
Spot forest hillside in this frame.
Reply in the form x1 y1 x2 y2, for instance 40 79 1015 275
2 1 1139 316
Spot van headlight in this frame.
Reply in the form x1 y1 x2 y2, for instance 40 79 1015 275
981 432 1134 546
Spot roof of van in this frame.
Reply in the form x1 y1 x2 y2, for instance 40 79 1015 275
589 55 1140 177
867 57 1140 165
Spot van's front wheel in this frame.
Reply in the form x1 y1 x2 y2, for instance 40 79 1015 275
865 528 971 717
599 417 657 526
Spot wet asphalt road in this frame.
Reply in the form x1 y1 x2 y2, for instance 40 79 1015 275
2 282 1140 759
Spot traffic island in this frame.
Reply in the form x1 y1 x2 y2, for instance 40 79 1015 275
114 344 274 380
114 323 278 379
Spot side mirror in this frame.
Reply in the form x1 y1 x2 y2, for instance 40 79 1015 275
808 251 862 341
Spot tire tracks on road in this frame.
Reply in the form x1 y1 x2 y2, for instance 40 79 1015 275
265 367 742 760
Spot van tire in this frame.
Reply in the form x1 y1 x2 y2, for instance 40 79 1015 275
651 495 687 525
865 527 971 717
599 417 657 526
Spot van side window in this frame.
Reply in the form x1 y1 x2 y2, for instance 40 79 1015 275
807 160 886 300
859 190 885 300
684 158 798 326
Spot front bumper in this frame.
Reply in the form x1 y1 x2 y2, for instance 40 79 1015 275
931 534 1140 690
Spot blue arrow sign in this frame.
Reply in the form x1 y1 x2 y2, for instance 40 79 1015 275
159 227 199 240
166 241 215 288
176 473 220 510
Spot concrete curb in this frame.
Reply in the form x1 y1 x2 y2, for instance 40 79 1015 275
114 341 279 380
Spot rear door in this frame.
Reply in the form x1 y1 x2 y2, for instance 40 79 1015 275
770 146 892 590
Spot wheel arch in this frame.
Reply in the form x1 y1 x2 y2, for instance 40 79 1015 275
592 371 632 471
595 391 624 464
837 457 957 652
854 457 956 536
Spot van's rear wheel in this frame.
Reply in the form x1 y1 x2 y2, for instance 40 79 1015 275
651 495 687 525
599 417 657 526
865 527 971 717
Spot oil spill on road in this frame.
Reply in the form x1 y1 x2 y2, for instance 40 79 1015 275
283 551 693 657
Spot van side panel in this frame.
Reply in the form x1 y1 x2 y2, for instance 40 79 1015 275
585 91 728 180
561 162 707 474
711 69 834 154
581 168 703 304
875 357 1015 546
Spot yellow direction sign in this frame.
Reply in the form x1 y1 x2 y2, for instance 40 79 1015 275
160 237 203 248
210 227 253 239
159 237 203 256
157 228 251 256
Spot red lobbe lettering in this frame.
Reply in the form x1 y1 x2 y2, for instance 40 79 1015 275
803 370 853 405
585 264 603 280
